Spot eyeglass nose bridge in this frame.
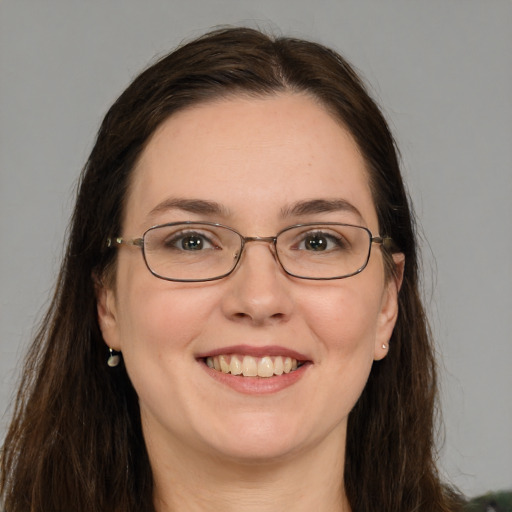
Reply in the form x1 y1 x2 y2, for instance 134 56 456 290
238 235 279 254
242 235 278 244
233 235 281 272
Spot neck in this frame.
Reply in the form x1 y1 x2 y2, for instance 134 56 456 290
149 429 350 512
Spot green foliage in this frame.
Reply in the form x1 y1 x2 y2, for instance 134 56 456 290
465 490 512 512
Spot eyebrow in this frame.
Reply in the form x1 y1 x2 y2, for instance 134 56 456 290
147 198 231 219
146 197 364 223
280 198 364 221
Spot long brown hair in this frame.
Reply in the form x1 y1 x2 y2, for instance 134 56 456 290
1 27 462 511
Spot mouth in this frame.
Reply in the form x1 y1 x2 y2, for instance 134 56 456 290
196 346 311 394
203 354 305 378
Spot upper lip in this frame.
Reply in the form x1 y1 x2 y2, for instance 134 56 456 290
195 344 311 362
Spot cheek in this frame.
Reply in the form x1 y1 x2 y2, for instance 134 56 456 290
118 282 218 354
290 281 384 435
114 280 222 418
113 254 218 368
301 280 383 354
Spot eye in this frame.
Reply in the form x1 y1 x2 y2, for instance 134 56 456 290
296 231 347 252
164 230 218 251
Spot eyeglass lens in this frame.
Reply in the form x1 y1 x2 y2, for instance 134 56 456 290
141 223 372 282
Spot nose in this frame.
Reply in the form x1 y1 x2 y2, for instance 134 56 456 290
220 239 294 325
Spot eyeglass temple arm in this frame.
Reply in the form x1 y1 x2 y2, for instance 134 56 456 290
106 237 144 248
372 236 395 251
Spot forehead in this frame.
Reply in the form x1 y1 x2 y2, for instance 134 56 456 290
125 93 378 232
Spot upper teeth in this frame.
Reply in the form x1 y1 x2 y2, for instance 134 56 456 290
206 355 299 378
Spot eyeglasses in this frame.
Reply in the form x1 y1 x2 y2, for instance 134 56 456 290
107 222 391 282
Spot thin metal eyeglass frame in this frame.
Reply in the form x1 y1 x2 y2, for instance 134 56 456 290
107 221 392 282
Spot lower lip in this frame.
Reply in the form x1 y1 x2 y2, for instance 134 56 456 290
199 360 311 395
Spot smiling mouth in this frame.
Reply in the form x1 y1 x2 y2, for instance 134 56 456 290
204 354 305 378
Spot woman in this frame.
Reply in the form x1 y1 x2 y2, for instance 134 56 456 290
0 27 463 511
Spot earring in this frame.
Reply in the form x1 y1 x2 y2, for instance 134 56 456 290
382 343 388 350
107 348 121 367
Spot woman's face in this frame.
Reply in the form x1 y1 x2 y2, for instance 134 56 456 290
98 93 402 464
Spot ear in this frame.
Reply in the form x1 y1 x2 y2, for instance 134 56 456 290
94 276 122 351
373 253 405 361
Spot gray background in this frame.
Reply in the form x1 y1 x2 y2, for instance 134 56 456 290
1 0 511 499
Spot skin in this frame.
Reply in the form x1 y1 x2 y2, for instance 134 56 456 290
97 93 403 512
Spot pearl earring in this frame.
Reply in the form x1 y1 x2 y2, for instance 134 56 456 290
107 348 121 367
382 343 388 350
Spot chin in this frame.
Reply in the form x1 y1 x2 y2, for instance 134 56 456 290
196 412 333 464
